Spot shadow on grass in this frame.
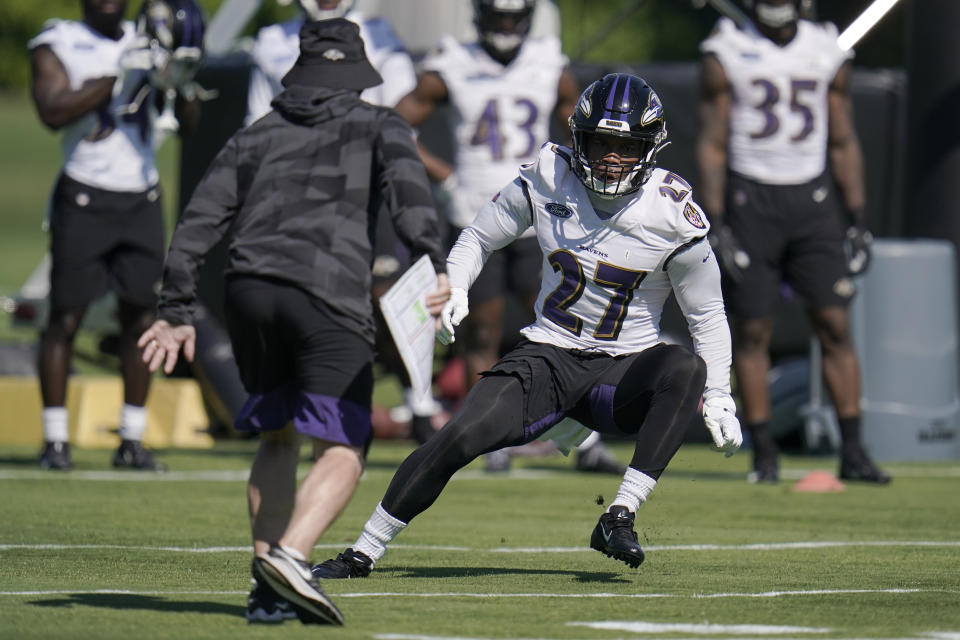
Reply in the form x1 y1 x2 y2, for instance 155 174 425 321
385 565 631 584
0 455 44 467
29 593 243 617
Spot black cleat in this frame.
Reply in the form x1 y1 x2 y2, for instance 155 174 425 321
112 439 166 471
575 442 626 475
39 441 73 470
748 444 779 484
590 506 645 568
246 560 296 623
255 546 344 625
313 548 374 579
839 447 891 484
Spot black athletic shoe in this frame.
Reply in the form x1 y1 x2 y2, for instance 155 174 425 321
112 439 166 471
39 441 72 471
590 506 645 569
246 561 296 623
839 446 891 484
748 446 779 484
255 546 344 625
575 442 626 475
313 548 374 579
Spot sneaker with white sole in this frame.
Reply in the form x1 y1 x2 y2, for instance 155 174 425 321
255 546 344 625
312 548 374 579
246 560 297 623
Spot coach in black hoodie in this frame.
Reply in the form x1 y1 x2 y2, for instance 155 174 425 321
138 19 448 625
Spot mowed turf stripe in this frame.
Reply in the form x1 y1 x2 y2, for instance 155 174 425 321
2 541 958 553
1 466 959 481
1 588 955 599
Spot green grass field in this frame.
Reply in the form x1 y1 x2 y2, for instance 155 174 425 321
1 441 958 639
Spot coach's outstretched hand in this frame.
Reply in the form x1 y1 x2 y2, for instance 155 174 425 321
138 320 196 375
702 394 742 457
437 287 469 345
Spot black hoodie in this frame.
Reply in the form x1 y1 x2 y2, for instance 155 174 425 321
157 85 445 343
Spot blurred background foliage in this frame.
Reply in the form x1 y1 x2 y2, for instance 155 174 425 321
0 0 906 91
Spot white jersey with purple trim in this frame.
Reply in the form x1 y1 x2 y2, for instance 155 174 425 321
700 17 852 185
245 10 417 125
446 143 733 397
28 19 158 192
422 34 567 228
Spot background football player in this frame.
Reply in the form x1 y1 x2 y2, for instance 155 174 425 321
28 0 200 471
696 0 889 484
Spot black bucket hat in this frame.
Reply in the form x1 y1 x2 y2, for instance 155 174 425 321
281 18 382 90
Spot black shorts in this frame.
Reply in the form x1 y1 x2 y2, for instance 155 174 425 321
483 339 677 440
452 229 542 306
48 174 165 309
723 172 854 319
224 275 374 447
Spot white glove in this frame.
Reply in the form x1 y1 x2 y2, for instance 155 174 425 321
702 394 742 457
118 35 155 74
114 35 155 100
152 46 202 91
436 287 469 346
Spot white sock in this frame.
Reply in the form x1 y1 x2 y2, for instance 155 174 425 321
610 467 657 514
353 502 407 563
119 404 147 441
42 407 69 443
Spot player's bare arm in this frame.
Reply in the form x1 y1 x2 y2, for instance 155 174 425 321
552 67 579 144
30 45 115 130
395 71 453 182
827 61 867 223
695 53 731 223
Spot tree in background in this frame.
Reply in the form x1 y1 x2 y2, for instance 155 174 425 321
0 1 907 90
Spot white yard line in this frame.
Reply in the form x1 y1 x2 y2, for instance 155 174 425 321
2 540 958 554
1 587 957 600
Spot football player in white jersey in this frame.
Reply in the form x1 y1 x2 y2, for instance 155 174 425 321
394 0 624 472
312 74 742 579
696 0 889 484
28 0 200 472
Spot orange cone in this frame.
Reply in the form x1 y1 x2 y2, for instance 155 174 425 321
793 470 846 493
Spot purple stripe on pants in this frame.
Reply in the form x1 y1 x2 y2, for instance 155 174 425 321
235 385 371 447
589 383 618 431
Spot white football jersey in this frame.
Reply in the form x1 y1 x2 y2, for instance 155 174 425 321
28 20 158 192
245 11 417 125
422 35 567 228
447 144 732 397
700 18 852 185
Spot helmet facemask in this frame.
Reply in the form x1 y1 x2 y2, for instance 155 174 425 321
573 130 665 198
474 0 535 62
296 0 355 22
753 1 798 28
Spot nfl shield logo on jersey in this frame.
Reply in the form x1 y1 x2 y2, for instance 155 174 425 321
546 202 573 218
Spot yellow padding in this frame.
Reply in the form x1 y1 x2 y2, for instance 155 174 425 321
0 376 212 449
